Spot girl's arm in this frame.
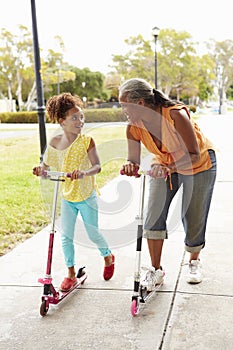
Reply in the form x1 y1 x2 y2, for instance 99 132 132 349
84 138 101 176
32 162 49 176
33 138 55 176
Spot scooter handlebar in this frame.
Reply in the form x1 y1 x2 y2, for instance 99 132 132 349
120 168 151 177
42 170 72 178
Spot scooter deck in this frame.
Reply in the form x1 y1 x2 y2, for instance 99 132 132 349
59 273 87 300
39 269 87 315
46 273 87 304
131 281 163 316
139 281 163 304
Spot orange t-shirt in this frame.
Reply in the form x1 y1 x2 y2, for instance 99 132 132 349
128 105 215 175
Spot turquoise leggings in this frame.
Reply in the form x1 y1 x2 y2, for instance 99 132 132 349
61 191 111 268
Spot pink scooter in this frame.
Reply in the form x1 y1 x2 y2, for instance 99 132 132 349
120 168 164 316
38 170 87 316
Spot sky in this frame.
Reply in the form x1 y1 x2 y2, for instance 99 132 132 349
0 0 232 74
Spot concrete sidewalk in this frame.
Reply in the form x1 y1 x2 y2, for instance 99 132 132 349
1 114 233 350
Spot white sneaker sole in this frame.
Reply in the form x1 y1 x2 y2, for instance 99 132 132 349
186 276 202 284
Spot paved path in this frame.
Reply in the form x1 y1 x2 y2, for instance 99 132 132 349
0 114 233 350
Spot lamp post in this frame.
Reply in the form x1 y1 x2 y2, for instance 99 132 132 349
31 0 47 161
217 65 223 115
152 26 160 89
56 60 61 94
82 81 86 108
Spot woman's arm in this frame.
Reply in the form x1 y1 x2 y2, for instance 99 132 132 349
168 108 200 171
121 125 141 176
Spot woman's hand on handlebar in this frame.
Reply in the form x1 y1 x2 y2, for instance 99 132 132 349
120 163 140 177
149 164 169 179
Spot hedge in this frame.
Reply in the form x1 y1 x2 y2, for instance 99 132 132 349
0 108 126 124
0 106 199 124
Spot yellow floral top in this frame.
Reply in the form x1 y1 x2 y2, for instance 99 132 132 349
43 134 96 202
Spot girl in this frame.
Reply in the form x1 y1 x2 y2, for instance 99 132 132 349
33 93 115 291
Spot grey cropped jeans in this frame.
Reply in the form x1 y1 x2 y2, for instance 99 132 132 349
143 150 217 253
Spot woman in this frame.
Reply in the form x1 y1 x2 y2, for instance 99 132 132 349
120 78 216 291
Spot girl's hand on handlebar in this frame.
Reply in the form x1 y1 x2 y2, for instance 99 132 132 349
70 169 87 180
33 166 43 176
120 163 140 177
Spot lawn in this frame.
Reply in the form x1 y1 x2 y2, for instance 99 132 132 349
0 123 128 256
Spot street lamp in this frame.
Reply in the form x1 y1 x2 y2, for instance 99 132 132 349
217 65 223 115
82 82 86 107
31 0 47 161
152 26 160 89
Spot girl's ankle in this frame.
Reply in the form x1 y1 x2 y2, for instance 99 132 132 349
104 254 112 266
68 267 76 279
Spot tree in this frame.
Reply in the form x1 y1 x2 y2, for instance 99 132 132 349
104 73 123 100
0 26 35 111
0 27 106 110
109 29 223 103
207 39 233 103
59 67 108 104
0 28 18 109
152 29 199 98
110 34 154 84
226 84 233 100
31 36 76 107
196 55 215 103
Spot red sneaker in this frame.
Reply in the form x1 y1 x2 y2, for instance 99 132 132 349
60 277 77 292
103 254 115 281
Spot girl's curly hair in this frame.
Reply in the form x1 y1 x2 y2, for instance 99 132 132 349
46 92 83 123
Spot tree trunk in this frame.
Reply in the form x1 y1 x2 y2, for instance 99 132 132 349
16 70 23 111
25 81 37 111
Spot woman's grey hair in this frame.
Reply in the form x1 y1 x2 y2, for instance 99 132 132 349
119 78 178 107
119 78 153 103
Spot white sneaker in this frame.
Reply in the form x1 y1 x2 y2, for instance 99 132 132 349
186 260 202 284
141 266 165 292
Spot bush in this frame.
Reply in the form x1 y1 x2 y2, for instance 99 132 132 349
0 108 126 123
84 108 126 122
0 112 49 123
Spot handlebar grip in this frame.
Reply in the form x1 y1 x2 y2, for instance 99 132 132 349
120 168 141 178
42 170 72 178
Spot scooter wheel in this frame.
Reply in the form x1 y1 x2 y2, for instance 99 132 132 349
40 300 49 317
131 299 139 316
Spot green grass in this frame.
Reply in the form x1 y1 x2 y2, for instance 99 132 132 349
85 124 128 186
0 124 128 256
